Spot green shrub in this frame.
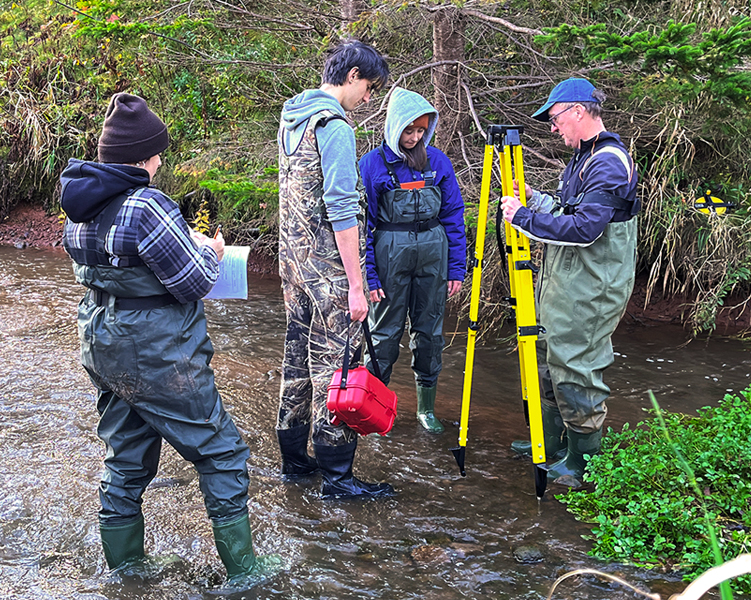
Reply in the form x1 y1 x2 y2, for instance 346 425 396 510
559 388 751 595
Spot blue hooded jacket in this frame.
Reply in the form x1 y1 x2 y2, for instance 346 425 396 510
359 88 466 290
60 159 150 223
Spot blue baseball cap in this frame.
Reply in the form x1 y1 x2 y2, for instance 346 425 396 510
531 78 600 122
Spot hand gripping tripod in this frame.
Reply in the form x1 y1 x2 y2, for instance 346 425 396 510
451 125 547 499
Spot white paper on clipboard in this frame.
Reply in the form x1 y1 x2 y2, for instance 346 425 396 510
204 245 250 300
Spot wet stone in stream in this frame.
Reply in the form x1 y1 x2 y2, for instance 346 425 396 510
410 544 452 566
513 544 545 564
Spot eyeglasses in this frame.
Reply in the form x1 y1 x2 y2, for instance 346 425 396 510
548 105 576 125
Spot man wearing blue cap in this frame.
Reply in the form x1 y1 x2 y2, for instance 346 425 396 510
501 77 639 486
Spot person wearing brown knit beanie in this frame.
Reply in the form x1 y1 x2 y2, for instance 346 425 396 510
60 92 282 587
97 93 170 165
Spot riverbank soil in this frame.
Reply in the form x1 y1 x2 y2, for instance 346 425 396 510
1 203 747 333
0 203 278 273
0 203 64 249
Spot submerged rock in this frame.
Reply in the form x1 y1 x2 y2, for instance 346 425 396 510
513 545 544 564
411 544 451 566
450 542 483 558
552 474 583 488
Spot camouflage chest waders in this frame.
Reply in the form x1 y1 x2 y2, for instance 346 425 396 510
277 110 367 447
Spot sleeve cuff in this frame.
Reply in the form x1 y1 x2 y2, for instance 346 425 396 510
331 216 358 232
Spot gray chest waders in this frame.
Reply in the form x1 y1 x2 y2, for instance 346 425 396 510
450 125 547 500
375 145 441 229
374 147 446 431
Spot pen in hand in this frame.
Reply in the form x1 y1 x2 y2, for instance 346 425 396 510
214 224 222 239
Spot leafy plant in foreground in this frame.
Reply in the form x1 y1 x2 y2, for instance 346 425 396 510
559 388 751 595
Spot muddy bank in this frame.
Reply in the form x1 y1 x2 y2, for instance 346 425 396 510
0 203 65 249
2 203 747 334
0 203 278 274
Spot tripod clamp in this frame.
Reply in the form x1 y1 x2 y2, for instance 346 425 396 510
487 125 524 148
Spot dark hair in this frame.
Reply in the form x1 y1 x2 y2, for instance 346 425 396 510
322 40 389 93
400 142 427 171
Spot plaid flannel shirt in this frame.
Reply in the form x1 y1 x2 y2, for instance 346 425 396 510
64 187 219 303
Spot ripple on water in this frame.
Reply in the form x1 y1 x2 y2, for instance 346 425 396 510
0 247 743 599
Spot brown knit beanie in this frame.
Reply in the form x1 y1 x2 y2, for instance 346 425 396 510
98 93 169 164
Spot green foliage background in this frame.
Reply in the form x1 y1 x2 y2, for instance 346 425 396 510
1 0 750 329
560 388 751 595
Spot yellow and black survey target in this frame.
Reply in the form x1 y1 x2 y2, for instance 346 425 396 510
694 190 734 215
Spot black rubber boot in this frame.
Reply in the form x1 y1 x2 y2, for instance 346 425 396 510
314 439 394 499
212 513 283 585
277 424 319 477
510 403 567 461
100 515 145 569
547 428 603 484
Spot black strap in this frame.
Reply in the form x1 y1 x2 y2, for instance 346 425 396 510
94 188 138 260
377 142 434 188
423 155 434 187
376 217 440 233
316 114 347 129
577 140 640 218
378 145 400 187
90 289 179 310
563 189 636 217
495 197 508 275
310 113 348 224
340 318 383 389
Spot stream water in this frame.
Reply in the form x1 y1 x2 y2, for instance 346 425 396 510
1 245 748 600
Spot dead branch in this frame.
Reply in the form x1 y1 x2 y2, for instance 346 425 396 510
357 60 464 128
546 569 660 600
460 80 484 134
522 145 566 169
209 0 320 29
461 8 543 36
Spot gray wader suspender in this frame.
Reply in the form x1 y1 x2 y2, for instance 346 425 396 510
375 144 440 233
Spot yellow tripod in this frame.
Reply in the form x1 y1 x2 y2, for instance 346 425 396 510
451 125 547 499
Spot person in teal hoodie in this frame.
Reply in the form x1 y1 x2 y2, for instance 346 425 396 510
276 40 395 498
359 88 467 433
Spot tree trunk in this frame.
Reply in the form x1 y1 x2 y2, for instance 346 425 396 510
432 7 469 162
340 0 366 22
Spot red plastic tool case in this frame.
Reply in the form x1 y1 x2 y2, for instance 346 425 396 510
327 366 398 436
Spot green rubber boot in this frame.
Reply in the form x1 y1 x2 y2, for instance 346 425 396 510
212 513 283 585
510 403 567 460
547 428 603 484
416 385 444 433
100 515 146 570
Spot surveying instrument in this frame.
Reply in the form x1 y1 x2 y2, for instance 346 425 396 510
451 125 548 499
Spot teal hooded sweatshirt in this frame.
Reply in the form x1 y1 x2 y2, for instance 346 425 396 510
280 89 360 232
